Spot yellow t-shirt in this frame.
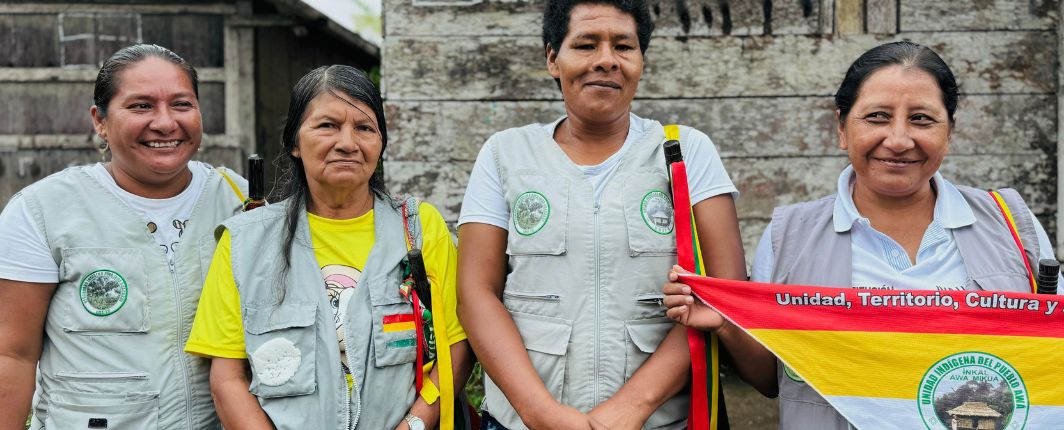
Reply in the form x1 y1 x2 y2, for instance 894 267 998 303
185 202 465 363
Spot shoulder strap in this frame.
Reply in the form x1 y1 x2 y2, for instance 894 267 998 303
988 190 1037 293
215 167 247 204
399 196 423 251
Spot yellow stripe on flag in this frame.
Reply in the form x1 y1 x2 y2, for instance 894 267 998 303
383 321 415 332
751 329 1064 405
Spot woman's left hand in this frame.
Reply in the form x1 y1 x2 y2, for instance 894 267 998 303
663 265 725 332
588 395 648 430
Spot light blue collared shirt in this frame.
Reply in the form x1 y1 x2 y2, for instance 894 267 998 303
752 166 1060 292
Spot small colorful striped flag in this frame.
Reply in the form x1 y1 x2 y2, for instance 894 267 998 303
680 275 1064 429
383 313 416 333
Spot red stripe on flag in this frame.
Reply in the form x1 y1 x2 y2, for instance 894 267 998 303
671 161 711 430
679 275 1064 338
383 313 415 324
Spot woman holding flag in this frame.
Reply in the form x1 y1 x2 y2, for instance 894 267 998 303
664 41 1062 429
456 0 751 428
184 65 473 430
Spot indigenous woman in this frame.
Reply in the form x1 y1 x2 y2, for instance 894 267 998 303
664 41 1062 429
185 65 472 430
456 0 749 428
0 44 246 429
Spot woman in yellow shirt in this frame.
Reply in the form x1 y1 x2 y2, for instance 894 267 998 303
186 65 472 430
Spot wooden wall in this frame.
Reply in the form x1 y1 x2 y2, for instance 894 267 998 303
382 0 1061 258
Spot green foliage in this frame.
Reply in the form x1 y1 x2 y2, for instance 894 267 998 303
368 66 381 89
934 379 1013 430
465 363 484 409
83 275 121 310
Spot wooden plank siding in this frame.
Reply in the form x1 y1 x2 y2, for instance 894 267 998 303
385 0 823 37
383 31 1056 101
0 14 61 67
383 0 1062 262
900 0 1058 31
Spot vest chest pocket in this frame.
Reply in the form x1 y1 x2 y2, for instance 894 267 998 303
506 176 568 256
58 248 150 334
243 302 318 398
622 174 677 256
370 299 419 367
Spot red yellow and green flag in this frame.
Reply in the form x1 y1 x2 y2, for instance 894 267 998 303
680 275 1064 429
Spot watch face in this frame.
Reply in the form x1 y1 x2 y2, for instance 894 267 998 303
406 415 425 430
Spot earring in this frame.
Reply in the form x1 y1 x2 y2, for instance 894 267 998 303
96 136 109 161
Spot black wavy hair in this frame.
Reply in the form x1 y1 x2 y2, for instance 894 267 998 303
542 0 655 55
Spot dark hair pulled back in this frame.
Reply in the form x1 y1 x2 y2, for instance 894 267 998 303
835 41 959 126
93 44 198 118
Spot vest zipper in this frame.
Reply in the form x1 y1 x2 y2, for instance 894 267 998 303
167 255 194 430
54 371 149 382
502 291 561 301
593 201 601 404
343 318 361 429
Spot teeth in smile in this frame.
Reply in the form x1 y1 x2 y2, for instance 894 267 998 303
145 141 181 148
877 158 919 165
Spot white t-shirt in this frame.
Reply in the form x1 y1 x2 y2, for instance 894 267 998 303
751 165 1061 293
458 112 738 229
0 161 211 283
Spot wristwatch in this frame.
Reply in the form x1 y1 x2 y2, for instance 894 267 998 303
404 414 425 430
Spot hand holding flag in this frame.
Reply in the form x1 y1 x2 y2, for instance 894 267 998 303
664 265 725 331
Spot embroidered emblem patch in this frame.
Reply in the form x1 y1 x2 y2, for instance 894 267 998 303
640 190 674 235
512 191 550 236
79 269 128 316
252 338 302 386
917 352 1028 430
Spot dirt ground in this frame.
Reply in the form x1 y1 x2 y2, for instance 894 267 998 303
721 368 779 430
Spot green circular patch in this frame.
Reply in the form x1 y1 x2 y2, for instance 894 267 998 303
783 364 805 383
79 269 128 316
512 191 550 236
917 351 1027 430
640 190 674 235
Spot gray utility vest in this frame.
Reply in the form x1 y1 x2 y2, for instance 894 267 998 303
223 196 423 430
482 121 688 430
23 165 245 430
769 186 1039 430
